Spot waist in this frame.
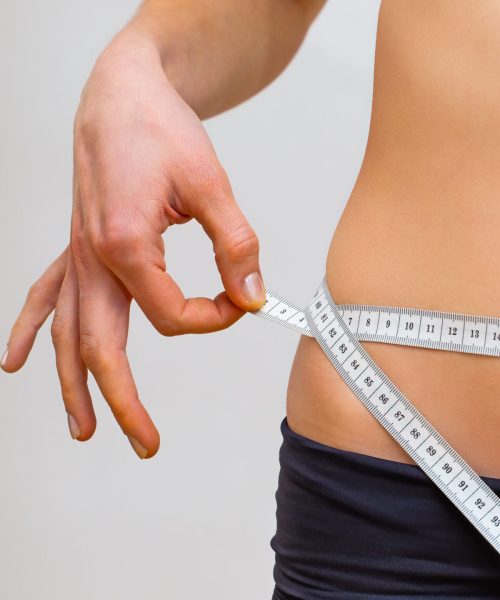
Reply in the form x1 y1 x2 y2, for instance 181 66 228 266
286 187 500 478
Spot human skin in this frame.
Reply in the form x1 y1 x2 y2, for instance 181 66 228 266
6 0 499 478
0 0 326 458
287 0 500 478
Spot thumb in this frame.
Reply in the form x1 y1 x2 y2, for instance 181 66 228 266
178 167 266 311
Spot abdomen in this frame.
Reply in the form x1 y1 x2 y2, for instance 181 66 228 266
286 0 500 478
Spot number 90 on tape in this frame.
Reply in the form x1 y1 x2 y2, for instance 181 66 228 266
251 278 500 554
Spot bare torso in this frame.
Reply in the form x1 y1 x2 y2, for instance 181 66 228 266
286 0 500 478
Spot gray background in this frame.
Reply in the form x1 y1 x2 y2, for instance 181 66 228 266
0 1 379 598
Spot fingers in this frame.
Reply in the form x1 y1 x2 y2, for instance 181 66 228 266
91 168 267 336
99 240 246 336
179 165 267 312
73 238 160 458
90 211 247 335
1 247 68 373
51 250 96 442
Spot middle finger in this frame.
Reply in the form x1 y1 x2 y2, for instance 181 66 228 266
73 236 160 459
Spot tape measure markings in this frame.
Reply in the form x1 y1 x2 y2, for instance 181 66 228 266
253 289 500 356
250 280 500 553
305 280 500 552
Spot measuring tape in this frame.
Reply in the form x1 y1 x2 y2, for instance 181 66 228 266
251 276 500 555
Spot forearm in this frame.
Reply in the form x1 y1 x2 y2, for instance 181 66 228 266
116 0 325 119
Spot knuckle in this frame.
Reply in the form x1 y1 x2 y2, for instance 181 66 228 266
153 318 181 337
50 317 67 345
74 107 101 148
190 161 229 197
110 401 136 425
153 301 192 337
13 313 38 339
70 227 87 260
222 224 260 263
26 278 45 302
91 219 143 263
79 335 110 371
106 399 125 422
74 115 93 147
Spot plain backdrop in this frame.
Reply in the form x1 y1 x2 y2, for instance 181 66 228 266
0 2 380 598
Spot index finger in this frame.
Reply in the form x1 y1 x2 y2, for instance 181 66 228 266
95 234 246 336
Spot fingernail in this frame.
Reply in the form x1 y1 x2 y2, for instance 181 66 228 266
128 436 148 459
242 272 266 307
67 413 81 439
0 348 8 370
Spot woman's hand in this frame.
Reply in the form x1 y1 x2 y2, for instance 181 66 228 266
0 28 266 459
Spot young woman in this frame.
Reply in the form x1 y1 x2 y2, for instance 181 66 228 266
2 1 500 596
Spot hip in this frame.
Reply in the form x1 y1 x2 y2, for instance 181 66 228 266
286 189 500 478
270 418 500 599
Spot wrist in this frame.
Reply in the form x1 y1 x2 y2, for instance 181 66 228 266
96 18 198 108
126 8 174 66
96 24 165 76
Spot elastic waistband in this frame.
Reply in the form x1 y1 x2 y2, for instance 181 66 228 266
271 417 500 598
280 416 500 490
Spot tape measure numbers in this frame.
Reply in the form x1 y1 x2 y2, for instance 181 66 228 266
254 287 500 357
251 277 500 555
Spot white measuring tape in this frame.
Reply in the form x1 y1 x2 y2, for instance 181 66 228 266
251 276 500 555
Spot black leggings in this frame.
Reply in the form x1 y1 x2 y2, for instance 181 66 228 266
270 418 500 599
